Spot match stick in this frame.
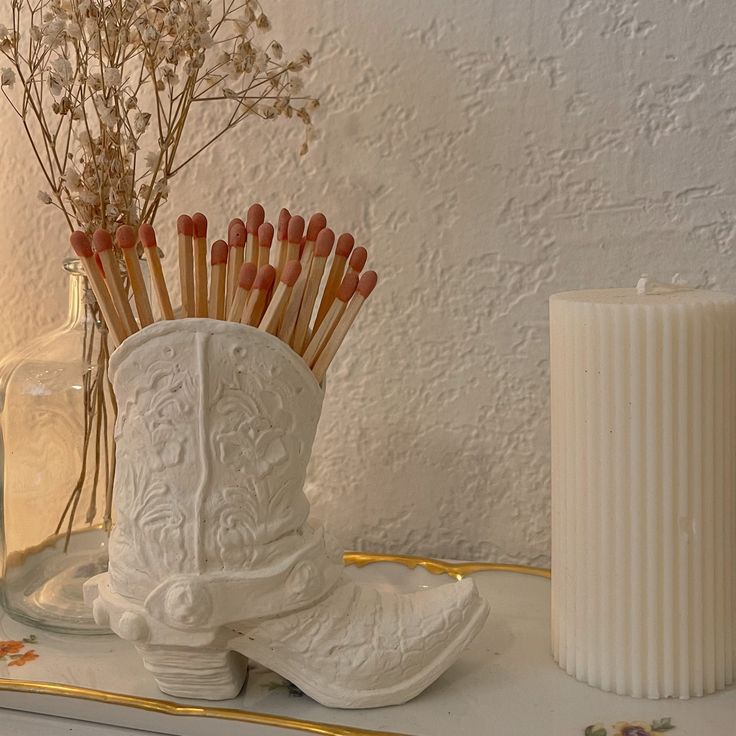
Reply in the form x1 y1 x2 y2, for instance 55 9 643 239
303 271 358 368
242 265 275 327
314 232 354 331
139 223 175 320
347 245 367 276
301 212 327 270
245 203 265 266
259 260 301 334
258 222 274 270
70 231 126 347
192 212 208 317
116 225 154 328
286 215 304 263
225 218 246 313
227 262 258 323
293 227 334 355
274 208 291 283
177 215 195 317
312 271 377 383
208 240 229 320
278 214 325 346
270 215 304 336
93 229 138 335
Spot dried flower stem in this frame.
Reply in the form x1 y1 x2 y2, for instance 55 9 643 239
0 0 317 548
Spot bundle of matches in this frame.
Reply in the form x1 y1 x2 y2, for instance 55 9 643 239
69 206 378 383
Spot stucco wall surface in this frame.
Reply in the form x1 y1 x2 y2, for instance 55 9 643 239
1 1 735 566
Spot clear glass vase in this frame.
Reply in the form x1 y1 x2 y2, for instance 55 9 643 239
0 258 114 634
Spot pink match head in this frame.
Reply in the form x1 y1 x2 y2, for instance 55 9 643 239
70 231 93 258
139 223 157 249
281 260 302 287
177 214 193 236
306 212 327 242
228 218 246 249
211 239 229 265
277 208 290 240
246 203 265 235
192 212 207 238
288 215 305 244
115 225 136 250
357 270 378 298
348 246 367 273
92 229 113 252
336 233 355 258
336 272 359 302
238 262 258 290
258 222 274 249
254 264 275 291
315 227 335 258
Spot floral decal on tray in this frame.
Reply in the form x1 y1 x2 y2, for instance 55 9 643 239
0 635 39 667
585 719 675 736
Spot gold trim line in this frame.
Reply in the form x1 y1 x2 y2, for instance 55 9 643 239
0 678 414 736
343 552 551 580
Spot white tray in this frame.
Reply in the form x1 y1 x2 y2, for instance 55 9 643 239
0 554 732 736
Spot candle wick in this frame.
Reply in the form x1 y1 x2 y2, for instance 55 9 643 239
636 275 651 295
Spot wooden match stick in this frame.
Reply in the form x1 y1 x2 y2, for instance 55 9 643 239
258 222 274 270
177 214 195 317
274 207 291 283
70 231 126 347
259 260 301 334
286 215 304 264
302 271 358 368
208 240 229 320
312 271 377 383
278 214 324 346
347 245 367 276
245 203 265 266
116 225 154 328
293 227 334 355
301 212 327 270
314 232 354 331
227 262 258 323
242 265 275 327
139 223 175 320
192 212 208 317
93 229 138 335
225 218 246 313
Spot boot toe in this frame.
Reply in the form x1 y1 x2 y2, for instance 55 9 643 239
232 576 489 708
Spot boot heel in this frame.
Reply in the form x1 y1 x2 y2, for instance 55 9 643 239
137 644 248 700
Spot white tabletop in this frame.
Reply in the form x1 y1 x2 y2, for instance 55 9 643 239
0 558 732 736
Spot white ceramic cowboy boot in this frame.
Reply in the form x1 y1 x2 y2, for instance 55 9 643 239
84 320 489 708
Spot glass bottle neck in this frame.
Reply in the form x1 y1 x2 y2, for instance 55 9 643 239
63 257 93 330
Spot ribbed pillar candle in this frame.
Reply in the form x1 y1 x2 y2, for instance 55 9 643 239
550 282 736 699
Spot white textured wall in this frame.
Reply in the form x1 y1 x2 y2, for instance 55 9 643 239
2 1 736 566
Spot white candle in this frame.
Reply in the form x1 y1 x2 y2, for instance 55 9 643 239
550 280 736 699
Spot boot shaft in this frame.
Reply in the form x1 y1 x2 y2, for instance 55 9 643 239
108 319 324 599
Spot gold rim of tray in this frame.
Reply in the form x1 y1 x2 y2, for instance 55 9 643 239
0 553 550 736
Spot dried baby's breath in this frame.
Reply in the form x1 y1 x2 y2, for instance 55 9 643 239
1 0 318 233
